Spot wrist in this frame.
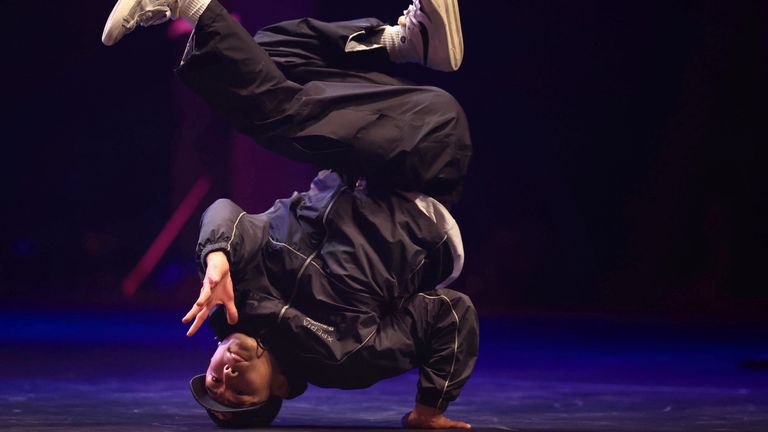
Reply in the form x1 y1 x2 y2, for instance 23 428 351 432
205 250 228 265
411 403 440 419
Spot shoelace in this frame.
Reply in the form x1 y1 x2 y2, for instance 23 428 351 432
122 2 173 30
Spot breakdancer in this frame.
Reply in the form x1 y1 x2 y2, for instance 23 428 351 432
103 0 477 428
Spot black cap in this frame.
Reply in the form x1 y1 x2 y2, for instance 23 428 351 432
189 374 282 428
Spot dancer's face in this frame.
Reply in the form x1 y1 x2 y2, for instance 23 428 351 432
205 332 272 408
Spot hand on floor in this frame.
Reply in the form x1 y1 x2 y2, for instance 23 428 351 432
402 403 471 429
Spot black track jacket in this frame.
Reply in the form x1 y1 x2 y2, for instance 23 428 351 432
199 170 478 412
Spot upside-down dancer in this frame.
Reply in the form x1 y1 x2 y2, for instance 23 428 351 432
103 0 477 428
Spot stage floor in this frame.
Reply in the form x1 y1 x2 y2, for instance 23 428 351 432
2 311 767 431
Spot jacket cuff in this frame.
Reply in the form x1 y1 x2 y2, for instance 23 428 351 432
198 242 230 273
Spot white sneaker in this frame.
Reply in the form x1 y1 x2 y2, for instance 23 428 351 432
398 0 464 71
102 0 180 46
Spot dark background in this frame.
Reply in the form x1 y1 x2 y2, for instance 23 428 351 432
3 1 766 322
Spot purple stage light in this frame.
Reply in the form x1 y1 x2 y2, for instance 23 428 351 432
122 175 212 297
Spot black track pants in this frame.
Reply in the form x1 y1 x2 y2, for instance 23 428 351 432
176 0 472 208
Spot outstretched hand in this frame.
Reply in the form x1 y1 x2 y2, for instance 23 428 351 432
402 403 471 429
182 251 239 336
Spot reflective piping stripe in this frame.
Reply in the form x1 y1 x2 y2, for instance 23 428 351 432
290 252 317 305
397 191 465 289
417 293 460 409
273 186 346 322
321 189 342 225
332 326 378 365
270 234 379 362
226 212 246 252
268 238 326 275
287 188 343 306
409 257 426 278
269 184 377 363
268 238 308 260
410 234 448 279
310 261 323 273
277 305 289 322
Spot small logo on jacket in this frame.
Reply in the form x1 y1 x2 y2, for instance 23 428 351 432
303 317 335 343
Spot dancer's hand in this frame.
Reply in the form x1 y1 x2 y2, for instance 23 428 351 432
402 403 471 429
182 251 239 336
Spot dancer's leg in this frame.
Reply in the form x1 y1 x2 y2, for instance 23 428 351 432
105 0 471 207
175 1 303 138
254 18 410 87
176 2 471 206
255 0 466 84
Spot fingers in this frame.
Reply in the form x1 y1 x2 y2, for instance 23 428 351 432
196 282 212 306
437 417 471 429
181 279 211 324
400 412 412 428
186 307 210 337
223 278 239 325
224 299 239 325
181 303 201 324
181 264 236 336
401 410 471 429
445 420 471 429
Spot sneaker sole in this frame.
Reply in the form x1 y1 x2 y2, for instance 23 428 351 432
102 0 141 46
425 0 464 71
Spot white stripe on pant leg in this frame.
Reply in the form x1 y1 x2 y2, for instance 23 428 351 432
417 293 460 410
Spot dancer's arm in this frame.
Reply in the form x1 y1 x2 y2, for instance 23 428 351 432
182 198 271 336
357 289 478 428
194 198 269 275
182 251 237 336
405 290 478 429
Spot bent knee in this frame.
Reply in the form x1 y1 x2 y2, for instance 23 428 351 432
421 87 465 119
417 87 471 151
